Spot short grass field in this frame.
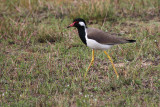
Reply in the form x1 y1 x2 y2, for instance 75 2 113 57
0 0 160 106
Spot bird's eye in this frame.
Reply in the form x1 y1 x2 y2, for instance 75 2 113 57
75 21 79 23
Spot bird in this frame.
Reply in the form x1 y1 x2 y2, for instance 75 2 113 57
67 18 136 78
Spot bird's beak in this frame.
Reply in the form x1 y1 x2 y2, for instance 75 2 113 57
67 22 76 28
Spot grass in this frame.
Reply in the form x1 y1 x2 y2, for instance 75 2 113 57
0 0 160 106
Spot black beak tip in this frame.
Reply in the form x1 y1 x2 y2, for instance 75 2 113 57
67 26 70 28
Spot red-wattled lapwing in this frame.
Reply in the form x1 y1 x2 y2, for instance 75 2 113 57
67 18 136 78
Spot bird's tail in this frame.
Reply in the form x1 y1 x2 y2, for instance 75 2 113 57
127 40 136 43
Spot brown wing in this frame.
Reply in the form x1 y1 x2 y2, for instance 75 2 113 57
87 28 130 45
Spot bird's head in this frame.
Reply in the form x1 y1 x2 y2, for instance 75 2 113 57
67 18 87 28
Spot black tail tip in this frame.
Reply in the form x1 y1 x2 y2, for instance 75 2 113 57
127 40 136 43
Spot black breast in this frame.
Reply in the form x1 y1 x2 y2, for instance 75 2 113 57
77 27 87 45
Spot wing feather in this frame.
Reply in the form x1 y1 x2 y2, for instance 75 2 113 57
87 28 129 45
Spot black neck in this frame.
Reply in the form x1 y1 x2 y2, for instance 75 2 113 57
77 27 87 45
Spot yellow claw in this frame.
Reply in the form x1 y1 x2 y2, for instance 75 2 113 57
84 50 119 79
104 51 119 79
84 49 94 78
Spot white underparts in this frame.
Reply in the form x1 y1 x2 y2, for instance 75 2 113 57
85 28 113 50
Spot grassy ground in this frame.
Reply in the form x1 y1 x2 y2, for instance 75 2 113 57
0 0 160 106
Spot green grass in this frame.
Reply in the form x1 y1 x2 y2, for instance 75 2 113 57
0 0 160 106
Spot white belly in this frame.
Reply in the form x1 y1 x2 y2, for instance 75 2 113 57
86 38 113 50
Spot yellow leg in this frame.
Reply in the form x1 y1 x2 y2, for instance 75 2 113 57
84 49 94 78
104 51 119 78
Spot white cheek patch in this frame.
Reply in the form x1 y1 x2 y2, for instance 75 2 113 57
79 22 85 26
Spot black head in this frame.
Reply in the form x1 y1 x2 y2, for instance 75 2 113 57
67 18 87 28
